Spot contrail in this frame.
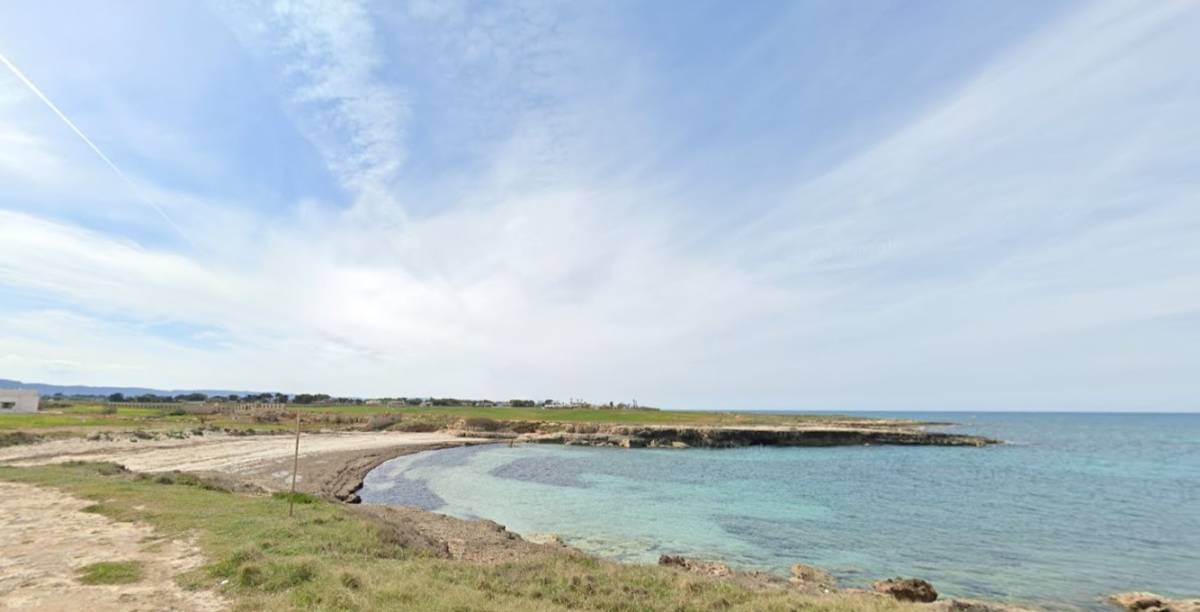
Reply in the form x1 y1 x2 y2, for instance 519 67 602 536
0 52 189 241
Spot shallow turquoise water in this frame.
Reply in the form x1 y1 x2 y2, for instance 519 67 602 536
361 413 1200 610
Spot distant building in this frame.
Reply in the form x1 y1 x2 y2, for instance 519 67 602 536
0 389 39 413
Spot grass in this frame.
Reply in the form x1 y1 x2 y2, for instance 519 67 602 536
78 560 144 585
0 401 901 435
0 406 295 433
291 404 876 427
0 462 916 612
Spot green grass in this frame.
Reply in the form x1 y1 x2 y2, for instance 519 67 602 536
0 407 295 432
1 401 902 435
0 462 915 612
293 404 878 427
78 560 144 585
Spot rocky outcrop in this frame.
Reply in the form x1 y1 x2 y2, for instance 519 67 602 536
873 577 939 602
1109 592 1200 612
658 555 733 577
928 599 1036 612
789 563 836 591
499 424 998 449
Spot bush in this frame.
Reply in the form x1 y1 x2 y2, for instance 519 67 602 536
365 414 403 431
263 560 316 591
0 432 42 448
394 419 443 432
272 491 319 505
340 571 363 590
462 417 505 432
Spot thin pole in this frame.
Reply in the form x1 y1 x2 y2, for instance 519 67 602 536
288 411 301 517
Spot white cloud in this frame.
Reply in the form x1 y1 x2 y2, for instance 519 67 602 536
1 0 1198 409
213 0 409 199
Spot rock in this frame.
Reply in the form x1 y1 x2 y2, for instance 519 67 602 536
928 599 1036 612
1109 592 1200 612
479 520 507 533
789 563 836 589
527 533 566 546
658 554 687 567
670 441 690 448
873 577 938 603
657 554 732 577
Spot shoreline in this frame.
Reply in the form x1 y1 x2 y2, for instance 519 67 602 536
433 417 1001 449
342 442 1039 610
7 426 1192 611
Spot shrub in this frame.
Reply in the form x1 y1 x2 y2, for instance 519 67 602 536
272 491 319 505
340 571 363 590
0 432 42 448
462 417 504 432
263 560 316 591
395 420 441 432
365 414 403 431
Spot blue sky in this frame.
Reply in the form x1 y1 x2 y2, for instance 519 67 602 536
1 0 1197 410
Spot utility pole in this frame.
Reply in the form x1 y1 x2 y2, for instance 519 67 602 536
288 410 301 517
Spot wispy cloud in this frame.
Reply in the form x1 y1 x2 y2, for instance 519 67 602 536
0 52 188 240
214 0 409 200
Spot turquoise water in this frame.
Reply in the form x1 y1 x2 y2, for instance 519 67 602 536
361 413 1200 610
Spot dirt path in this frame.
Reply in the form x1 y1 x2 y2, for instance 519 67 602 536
0 431 490 501
0 481 225 611
0 431 479 472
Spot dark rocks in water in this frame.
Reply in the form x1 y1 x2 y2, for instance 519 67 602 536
873 577 939 602
657 554 732 577
928 599 1035 612
1109 592 1200 612
515 425 998 449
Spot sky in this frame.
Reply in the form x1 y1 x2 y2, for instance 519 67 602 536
0 0 1197 411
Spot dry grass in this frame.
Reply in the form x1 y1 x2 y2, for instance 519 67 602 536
0 462 916 612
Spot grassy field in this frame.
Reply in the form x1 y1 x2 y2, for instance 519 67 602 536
0 402 891 434
291 404 867 426
0 404 293 432
0 462 913 612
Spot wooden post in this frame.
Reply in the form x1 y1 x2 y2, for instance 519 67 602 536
288 410 301 517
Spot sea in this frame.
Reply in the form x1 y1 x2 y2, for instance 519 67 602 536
360 412 1200 610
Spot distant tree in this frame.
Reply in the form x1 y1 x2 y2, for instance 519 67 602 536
107 392 125 402
509 399 536 408
293 393 331 405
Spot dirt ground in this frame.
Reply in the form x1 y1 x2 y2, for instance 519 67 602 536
0 431 487 495
0 431 479 472
0 481 225 611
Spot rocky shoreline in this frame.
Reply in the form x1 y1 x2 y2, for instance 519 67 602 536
447 421 1001 449
6 429 1191 611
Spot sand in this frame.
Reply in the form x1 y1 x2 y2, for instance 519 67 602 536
0 481 225 611
0 431 478 472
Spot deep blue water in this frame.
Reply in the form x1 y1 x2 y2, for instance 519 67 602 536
361 412 1200 610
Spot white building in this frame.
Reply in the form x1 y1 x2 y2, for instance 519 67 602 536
0 389 39 413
